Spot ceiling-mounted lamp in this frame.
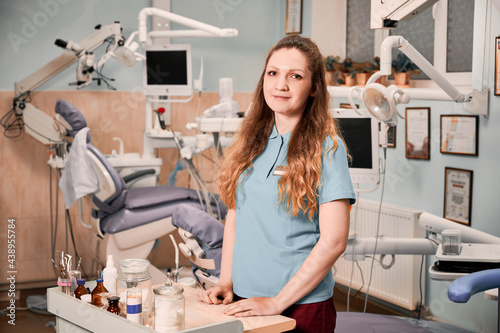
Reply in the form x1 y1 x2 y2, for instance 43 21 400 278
349 35 489 125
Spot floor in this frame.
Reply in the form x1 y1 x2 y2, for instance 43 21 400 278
0 288 56 333
0 283 410 333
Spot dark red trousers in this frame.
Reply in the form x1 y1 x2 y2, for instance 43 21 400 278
235 295 337 333
282 297 337 333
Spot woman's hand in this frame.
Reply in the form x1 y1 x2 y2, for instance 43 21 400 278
222 297 283 317
198 284 234 305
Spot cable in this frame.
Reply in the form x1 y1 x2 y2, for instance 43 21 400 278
347 187 360 312
49 166 57 278
417 254 424 320
363 147 387 313
0 108 24 138
64 208 88 280
350 260 365 299
93 36 116 90
1 92 31 139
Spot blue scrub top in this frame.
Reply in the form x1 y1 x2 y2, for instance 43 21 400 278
233 125 356 304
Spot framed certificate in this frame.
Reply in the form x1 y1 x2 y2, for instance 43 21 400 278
405 108 430 159
286 0 302 34
440 115 478 156
444 167 473 225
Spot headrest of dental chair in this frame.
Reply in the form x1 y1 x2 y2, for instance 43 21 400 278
55 99 88 138
172 204 224 278
172 204 224 248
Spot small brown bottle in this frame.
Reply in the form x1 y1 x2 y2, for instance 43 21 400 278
106 296 121 315
74 279 89 299
91 278 108 306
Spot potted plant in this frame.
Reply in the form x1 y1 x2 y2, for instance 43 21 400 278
355 58 382 87
344 58 378 87
391 53 420 88
324 55 343 86
341 58 357 86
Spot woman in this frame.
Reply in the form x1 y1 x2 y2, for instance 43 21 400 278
198 35 356 332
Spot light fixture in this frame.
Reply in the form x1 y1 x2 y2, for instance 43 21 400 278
110 31 145 67
349 73 409 126
349 35 488 123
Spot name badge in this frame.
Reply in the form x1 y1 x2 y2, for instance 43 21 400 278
273 166 286 176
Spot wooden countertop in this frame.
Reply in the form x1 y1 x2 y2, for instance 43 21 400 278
177 284 296 333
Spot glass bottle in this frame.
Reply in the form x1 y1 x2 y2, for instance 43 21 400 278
74 279 89 299
127 288 143 324
117 259 152 326
153 277 185 333
107 296 121 315
91 278 108 307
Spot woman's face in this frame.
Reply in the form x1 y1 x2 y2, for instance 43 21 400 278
263 48 314 120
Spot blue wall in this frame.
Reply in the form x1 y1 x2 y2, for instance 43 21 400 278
170 0 311 92
0 0 312 92
0 0 149 92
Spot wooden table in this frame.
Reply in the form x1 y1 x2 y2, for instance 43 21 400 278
180 284 296 333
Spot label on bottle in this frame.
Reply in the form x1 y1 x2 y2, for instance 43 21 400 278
127 292 143 324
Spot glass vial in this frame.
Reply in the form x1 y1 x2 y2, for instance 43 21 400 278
107 296 121 315
74 279 89 299
91 278 108 307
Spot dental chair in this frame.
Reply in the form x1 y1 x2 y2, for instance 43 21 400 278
54 99 227 284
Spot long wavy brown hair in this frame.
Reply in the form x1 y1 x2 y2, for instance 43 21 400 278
218 35 340 220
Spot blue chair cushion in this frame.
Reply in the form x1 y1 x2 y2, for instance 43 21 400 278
124 186 204 210
100 200 209 234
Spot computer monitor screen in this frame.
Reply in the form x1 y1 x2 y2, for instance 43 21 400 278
331 109 380 184
143 44 192 96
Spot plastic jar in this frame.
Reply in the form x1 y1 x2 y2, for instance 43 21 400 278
117 259 152 326
153 282 185 333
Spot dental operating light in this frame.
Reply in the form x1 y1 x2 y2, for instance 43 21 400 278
110 31 145 67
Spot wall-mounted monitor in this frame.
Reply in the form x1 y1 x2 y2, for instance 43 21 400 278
331 108 380 185
143 44 192 96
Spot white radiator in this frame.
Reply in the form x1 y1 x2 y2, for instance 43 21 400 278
334 199 426 310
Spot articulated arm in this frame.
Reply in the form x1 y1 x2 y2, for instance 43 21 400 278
14 22 122 97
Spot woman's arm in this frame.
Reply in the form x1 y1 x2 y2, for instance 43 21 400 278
222 199 350 317
198 208 236 305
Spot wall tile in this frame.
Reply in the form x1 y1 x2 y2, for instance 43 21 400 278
0 176 20 218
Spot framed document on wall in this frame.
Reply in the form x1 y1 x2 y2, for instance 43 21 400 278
406 108 430 159
440 115 478 156
444 167 473 225
286 0 302 34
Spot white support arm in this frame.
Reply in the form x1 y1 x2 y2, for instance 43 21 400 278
380 36 471 103
419 212 500 244
149 30 237 39
138 7 238 43
345 237 438 256
343 211 500 257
